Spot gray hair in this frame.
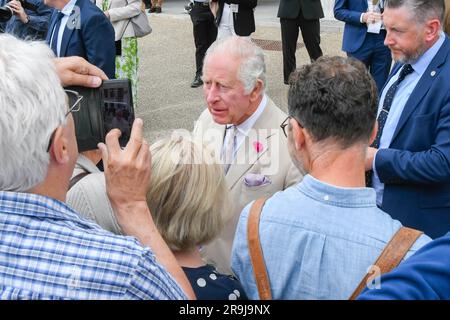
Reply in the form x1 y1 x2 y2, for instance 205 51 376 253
204 36 266 94
385 0 445 25
0 34 66 192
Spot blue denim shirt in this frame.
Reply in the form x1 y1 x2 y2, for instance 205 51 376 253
231 174 431 299
4 0 53 40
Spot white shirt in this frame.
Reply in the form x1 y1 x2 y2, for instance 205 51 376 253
222 94 268 162
50 0 78 57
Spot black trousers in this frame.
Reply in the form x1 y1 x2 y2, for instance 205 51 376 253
280 10 322 83
189 3 217 78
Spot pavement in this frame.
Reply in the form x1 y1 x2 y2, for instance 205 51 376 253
136 0 345 142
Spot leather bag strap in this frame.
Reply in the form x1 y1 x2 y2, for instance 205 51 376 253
68 172 89 190
247 197 272 300
349 226 423 300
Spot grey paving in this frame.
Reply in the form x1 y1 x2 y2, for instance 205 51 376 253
136 1 345 143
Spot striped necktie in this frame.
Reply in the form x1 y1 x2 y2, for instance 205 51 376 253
50 12 65 57
366 64 414 187
222 125 238 174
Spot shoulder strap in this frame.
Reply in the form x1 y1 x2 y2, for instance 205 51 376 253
349 226 423 300
247 197 272 300
68 172 90 190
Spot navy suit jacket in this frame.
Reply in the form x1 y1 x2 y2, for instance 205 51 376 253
46 0 115 79
376 36 450 239
334 0 369 53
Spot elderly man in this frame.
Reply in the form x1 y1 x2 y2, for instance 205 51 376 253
0 34 194 300
365 0 450 239
45 0 115 78
231 56 431 300
193 36 302 274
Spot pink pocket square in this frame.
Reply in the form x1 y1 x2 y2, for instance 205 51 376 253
244 173 272 187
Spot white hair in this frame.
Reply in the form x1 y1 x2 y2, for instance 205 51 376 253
0 34 66 192
204 36 266 94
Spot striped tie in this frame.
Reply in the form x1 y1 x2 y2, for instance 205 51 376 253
222 125 237 174
366 64 414 187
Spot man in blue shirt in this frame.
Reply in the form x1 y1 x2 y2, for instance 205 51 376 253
4 0 52 40
231 56 431 300
0 34 194 300
358 232 450 299
366 0 450 239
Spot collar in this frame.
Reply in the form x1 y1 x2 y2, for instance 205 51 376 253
297 174 377 207
410 32 446 76
76 154 101 174
231 94 268 136
61 0 77 16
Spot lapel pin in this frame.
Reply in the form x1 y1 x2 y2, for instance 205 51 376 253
431 71 436 77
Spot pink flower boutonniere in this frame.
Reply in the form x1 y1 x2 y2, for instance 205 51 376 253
253 141 264 153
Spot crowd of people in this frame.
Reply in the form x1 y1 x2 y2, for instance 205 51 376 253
1 0 450 300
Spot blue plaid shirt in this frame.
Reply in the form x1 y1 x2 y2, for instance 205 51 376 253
0 191 187 300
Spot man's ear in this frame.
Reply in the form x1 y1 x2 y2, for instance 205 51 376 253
49 126 70 165
249 79 264 102
369 121 378 146
291 119 305 151
424 18 441 43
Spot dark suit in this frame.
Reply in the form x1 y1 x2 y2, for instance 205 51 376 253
334 0 391 91
375 36 450 239
278 0 323 83
215 0 256 36
46 0 115 79
189 1 217 78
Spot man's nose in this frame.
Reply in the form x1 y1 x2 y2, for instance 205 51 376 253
384 32 394 46
206 84 219 104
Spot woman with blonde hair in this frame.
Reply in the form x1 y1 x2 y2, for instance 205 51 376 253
67 134 247 300
145 135 247 300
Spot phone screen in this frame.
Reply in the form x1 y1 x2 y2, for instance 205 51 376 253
69 79 135 152
101 80 135 148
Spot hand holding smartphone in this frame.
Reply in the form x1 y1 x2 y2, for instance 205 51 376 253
67 79 135 152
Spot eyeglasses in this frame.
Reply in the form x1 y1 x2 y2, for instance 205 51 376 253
280 116 291 138
64 89 83 117
46 89 83 152
280 115 303 138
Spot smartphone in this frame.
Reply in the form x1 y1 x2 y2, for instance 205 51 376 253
67 79 135 152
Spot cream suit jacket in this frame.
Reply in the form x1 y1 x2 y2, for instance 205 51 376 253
96 0 142 41
193 96 303 274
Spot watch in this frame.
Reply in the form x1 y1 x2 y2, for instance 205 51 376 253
24 15 29 24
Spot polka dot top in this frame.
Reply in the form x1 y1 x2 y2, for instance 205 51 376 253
182 264 248 300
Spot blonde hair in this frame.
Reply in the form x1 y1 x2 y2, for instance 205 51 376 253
147 135 229 251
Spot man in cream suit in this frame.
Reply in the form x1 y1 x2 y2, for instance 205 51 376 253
193 36 303 274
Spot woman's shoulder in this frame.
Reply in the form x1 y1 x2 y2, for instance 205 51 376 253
183 265 249 300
